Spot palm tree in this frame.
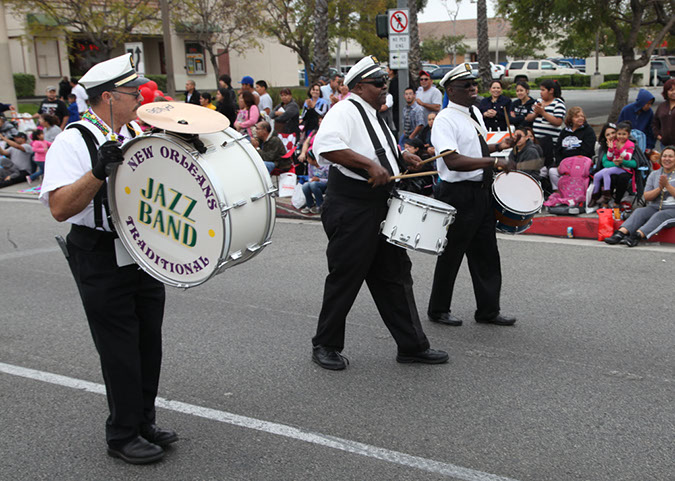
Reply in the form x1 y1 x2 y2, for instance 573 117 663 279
313 0 330 83
476 0 491 88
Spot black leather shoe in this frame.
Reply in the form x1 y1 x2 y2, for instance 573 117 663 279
396 348 449 364
428 311 463 326
624 232 641 247
312 346 348 370
476 314 517 326
107 436 164 465
604 231 627 245
140 424 179 447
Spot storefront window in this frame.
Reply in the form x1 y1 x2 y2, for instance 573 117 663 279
185 42 206 75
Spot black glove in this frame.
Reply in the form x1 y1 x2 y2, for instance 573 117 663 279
92 141 124 180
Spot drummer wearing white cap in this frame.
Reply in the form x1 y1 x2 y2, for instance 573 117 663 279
39 53 177 464
310 55 449 370
426 63 519 327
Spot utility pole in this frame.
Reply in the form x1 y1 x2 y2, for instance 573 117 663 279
396 0 408 133
160 0 176 97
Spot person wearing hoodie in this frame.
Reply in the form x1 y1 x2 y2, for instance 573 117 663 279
0 157 21 187
0 115 19 138
549 106 596 192
618 88 655 150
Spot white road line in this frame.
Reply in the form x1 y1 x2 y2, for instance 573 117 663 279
0 246 60 261
0 361 520 481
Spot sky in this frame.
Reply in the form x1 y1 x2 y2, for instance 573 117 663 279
417 0 497 23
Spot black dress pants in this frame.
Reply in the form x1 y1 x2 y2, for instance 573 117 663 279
312 190 430 354
428 181 502 320
66 226 165 448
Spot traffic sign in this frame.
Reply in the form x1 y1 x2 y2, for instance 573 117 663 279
388 9 409 35
389 35 410 52
389 51 408 69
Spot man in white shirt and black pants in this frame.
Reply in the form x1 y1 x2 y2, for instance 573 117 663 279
311 56 449 370
39 54 177 465
427 63 519 327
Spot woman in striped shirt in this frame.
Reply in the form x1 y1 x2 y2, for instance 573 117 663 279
526 79 566 194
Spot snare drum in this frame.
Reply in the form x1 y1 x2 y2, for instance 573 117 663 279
380 190 456 255
108 128 276 288
492 171 543 234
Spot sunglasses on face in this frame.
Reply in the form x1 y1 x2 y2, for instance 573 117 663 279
113 89 142 98
451 81 478 90
360 78 388 88
420 77 430 81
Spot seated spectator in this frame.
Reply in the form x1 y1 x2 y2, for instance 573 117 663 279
0 132 33 185
0 114 19 138
479 80 511 131
509 126 544 180
618 88 655 151
199 92 216 110
509 81 536 128
27 129 51 185
298 124 329 214
66 94 80 124
590 121 635 207
604 145 675 246
215 87 237 125
301 83 328 137
251 121 288 174
234 91 260 138
0 157 21 187
550 106 596 191
40 114 62 142
270 88 300 138
419 112 437 158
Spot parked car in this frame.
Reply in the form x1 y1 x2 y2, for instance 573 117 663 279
653 56 675 76
504 59 583 83
430 66 453 81
421 63 441 73
469 62 505 80
549 58 587 73
649 59 671 86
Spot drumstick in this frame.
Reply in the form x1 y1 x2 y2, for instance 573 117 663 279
503 106 515 156
401 149 456 175
389 170 439 181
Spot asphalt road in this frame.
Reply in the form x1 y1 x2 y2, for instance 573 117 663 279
553 86 662 124
1 197 674 481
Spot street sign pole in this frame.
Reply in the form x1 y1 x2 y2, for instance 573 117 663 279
391 2 408 136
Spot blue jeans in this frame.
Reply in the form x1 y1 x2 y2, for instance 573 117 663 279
29 161 44 182
302 181 327 207
264 161 274 173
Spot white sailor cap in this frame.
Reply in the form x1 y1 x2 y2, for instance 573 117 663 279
344 56 387 89
79 53 149 98
439 62 477 88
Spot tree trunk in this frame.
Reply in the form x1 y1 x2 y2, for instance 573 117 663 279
476 0 491 89
408 0 421 88
206 45 221 84
608 55 648 123
313 0 329 83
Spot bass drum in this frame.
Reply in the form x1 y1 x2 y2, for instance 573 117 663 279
108 128 276 288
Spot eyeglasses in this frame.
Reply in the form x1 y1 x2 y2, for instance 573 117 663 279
360 78 388 88
452 81 478 90
420 77 430 81
113 90 141 98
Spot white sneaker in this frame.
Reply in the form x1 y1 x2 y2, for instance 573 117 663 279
300 207 311 214
310 206 320 214
25 175 32 186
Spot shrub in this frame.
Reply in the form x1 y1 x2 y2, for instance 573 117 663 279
145 74 167 93
14 73 35 98
603 73 643 84
571 74 590 87
598 80 619 89
534 75 572 87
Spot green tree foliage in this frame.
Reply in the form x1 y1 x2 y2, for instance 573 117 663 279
6 0 160 66
421 35 468 62
497 0 675 121
173 0 261 84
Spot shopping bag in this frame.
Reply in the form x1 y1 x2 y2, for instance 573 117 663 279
291 183 306 209
596 208 614 241
278 172 297 197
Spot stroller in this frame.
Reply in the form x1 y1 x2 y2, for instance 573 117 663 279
543 156 593 215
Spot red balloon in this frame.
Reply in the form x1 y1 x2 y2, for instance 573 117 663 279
153 90 164 98
139 87 154 105
145 80 158 91
164 96 174 101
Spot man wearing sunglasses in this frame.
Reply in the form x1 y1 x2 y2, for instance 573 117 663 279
310 55 449 371
415 70 442 126
39 54 177 465
426 63 519 328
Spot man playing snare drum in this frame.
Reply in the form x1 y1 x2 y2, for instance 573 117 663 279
310 55 448 370
427 63 519 327
39 54 177 465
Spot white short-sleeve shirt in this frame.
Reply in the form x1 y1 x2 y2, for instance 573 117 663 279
431 100 485 183
71 84 89 114
415 85 442 125
313 93 401 181
39 119 140 231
